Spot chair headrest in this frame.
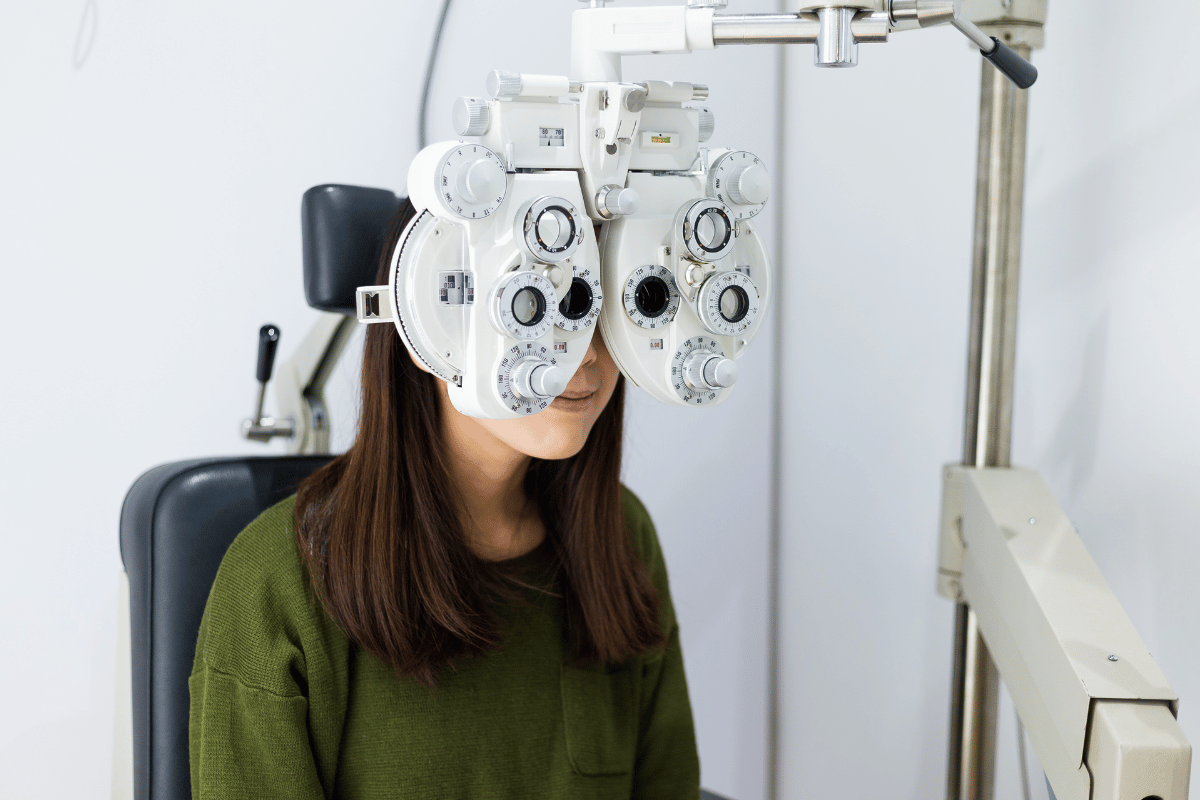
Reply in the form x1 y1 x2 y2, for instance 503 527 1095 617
301 184 403 314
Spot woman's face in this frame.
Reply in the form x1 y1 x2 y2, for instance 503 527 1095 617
438 333 622 461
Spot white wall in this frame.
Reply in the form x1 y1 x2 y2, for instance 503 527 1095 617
0 2 776 799
776 1 1200 798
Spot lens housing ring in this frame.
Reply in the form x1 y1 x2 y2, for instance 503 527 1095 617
490 271 560 340
517 196 584 264
623 265 680 330
696 270 760 336
679 199 735 262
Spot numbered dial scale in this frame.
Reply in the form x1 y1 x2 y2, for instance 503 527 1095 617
623 265 681 330
490 271 560 340
498 344 559 414
557 268 603 333
705 150 769 220
438 144 508 220
670 336 730 406
697 271 761 337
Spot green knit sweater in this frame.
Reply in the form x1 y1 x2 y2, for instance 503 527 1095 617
188 489 700 799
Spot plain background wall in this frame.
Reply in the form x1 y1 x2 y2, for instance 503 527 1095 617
3 1 1198 799
0 2 776 799
777 1 1200 798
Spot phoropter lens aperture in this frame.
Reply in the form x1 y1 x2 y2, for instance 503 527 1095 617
718 285 750 323
559 277 594 321
635 276 671 318
512 287 547 327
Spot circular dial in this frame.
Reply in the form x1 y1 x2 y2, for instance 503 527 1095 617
670 337 729 405
706 150 769 220
679 199 735 262
490 271 559 340
497 344 559 414
518 196 584 263
696 270 761 336
683 351 738 391
437 144 507 220
556 267 604 332
622 265 680 330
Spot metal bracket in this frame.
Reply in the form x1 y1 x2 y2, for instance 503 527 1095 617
943 466 1189 800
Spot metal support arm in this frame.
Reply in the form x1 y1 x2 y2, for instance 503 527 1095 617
940 467 1192 800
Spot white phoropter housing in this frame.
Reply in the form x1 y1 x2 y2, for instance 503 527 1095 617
356 140 602 418
446 69 775 409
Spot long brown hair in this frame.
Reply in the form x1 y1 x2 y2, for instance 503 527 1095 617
294 199 664 686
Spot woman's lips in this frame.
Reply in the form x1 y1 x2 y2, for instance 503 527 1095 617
551 389 596 412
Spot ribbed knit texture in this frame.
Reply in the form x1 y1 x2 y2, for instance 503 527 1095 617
189 488 700 799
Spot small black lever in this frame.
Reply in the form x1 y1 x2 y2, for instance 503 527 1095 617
243 323 295 443
982 36 1038 89
256 324 281 384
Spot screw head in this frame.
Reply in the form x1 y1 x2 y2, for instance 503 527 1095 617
1108 654 1119 662
1029 518 1037 524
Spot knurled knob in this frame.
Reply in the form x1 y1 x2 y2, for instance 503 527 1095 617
728 163 770 206
458 158 506 204
697 108 715 143
683 352 738 392
452 97 491 136
486 70 522 99
598 185 640 219
513 360 569 400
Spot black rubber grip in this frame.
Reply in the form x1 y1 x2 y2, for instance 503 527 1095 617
256 324 280 383
983 37 1038 89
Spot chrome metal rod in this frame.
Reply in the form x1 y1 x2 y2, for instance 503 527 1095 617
946 44 1033 800
953 18 996 53
712 14 819 45
711 12 890 46
962 46 1031 471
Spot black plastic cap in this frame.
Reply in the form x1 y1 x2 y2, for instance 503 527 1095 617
983 37 1038 89
301 184 404 314
256 324 280 383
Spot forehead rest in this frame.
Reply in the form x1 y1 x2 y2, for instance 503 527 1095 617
301 184 404 314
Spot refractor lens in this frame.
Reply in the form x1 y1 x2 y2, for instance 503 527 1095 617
512 287 546 326
559 277 594 321
535 207 575 252
694 208 731 252
634 276 670 318
718 285 749 323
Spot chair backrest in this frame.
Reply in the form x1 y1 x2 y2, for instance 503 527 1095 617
119 456 332 800
301 183 402 314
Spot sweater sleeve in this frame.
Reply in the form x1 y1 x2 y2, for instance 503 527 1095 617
622 488 702 800
188 498 348 800
189 667 326 799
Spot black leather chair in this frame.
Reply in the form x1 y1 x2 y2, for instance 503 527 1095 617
117 185 735 800
119 457 333 799
117 184 397 800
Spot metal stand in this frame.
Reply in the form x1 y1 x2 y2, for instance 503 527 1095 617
946 43 1034 800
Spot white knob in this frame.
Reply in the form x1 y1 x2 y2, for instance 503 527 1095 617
729 163 770 206
530 363 569 397
697 108 715 142
703 357 739 388
599 185 640 218
452 97 490 136
458 158 506 205
513 360 569 400
683 352 738 392
487 70 522 98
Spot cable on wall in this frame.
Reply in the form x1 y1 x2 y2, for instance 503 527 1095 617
418 0 455 149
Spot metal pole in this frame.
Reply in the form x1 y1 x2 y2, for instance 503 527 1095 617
946 45 1033 800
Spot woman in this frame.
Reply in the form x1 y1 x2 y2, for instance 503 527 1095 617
188 199 700 799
